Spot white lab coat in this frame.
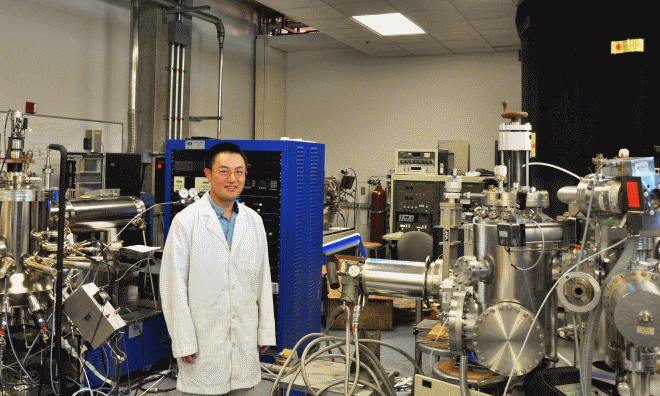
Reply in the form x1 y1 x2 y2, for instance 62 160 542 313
160 193 276 394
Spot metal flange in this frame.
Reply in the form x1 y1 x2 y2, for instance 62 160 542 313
557 271 601 313
471 302 546 376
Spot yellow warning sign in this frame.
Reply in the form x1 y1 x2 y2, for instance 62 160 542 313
611 38 644 54
618 165 625 174
637 326 655 336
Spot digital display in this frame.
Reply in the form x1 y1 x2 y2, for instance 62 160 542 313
398 214 415 222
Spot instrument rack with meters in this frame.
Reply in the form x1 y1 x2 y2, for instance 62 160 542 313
390 174 484 235
164 139 325 353
395 149 439 175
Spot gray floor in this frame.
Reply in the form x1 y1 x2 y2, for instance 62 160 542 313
136 322 422 396
124 318 660 396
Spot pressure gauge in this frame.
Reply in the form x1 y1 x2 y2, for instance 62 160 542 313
189 188 198 197
348 265 361 278
178 188 189 199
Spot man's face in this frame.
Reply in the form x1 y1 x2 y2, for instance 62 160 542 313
204 152 246 205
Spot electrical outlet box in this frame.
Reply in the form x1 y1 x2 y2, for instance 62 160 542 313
361 187 366 195
497 223 526 247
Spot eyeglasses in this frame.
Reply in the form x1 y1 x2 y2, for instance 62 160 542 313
215 169 247 179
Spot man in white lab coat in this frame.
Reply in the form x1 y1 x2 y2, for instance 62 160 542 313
160 142 276 396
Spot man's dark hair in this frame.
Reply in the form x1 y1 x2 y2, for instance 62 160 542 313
204 142 249 169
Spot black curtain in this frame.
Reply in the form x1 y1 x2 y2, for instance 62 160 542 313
516 0 657 218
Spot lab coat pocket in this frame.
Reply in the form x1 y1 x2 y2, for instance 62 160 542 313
189 283 227 310
237 300 259 345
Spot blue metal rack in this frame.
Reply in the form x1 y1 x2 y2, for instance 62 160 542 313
163 139 325 352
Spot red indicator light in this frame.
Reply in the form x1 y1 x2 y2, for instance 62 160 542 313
627 181 640 208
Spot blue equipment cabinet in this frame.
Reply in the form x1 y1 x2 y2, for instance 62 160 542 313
163 139 325 351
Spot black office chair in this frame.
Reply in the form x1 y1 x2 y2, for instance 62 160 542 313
397 231 433 262
397 231 438 373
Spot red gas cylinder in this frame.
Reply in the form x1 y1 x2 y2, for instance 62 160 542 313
370 184 387 245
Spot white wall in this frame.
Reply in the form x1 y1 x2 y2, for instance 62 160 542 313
255 36 287 140
286 49 521 177
188 1 257 140
0 0 257 151
285 48 522 235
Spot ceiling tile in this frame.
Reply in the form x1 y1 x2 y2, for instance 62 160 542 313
470 17 516 31
481 29 520 47
424 21 482 41
259 0 327 9
430 30 483 42
322 27 382 38
322 0 374 4
451 2 517 20
449 0 516 8
304 17 362 30
281 5 346 20
495 45 520 52
409 46 453 56
366 51 412 57
385 0 453 13
255 0 521 56
338 39 405 53
336 36 393 47
406 9 465 25
442 38 494 53
395 41 446 52
267 33 351 51
386 33 437 44
331 1 399 16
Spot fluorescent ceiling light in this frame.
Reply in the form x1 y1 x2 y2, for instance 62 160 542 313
352 13 424 36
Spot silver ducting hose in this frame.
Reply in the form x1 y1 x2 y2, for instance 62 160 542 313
460 355 471 396
580 236 638 396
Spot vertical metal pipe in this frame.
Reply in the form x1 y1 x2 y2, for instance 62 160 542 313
128 0 139 153
513 151 523 189
525 150 530 187
547 289 558 367
216 21 225 138
173 44 181 140
168 43 175 140
631 372 651 396
506 153 513 191
47 144 68 396
179 47 186 139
